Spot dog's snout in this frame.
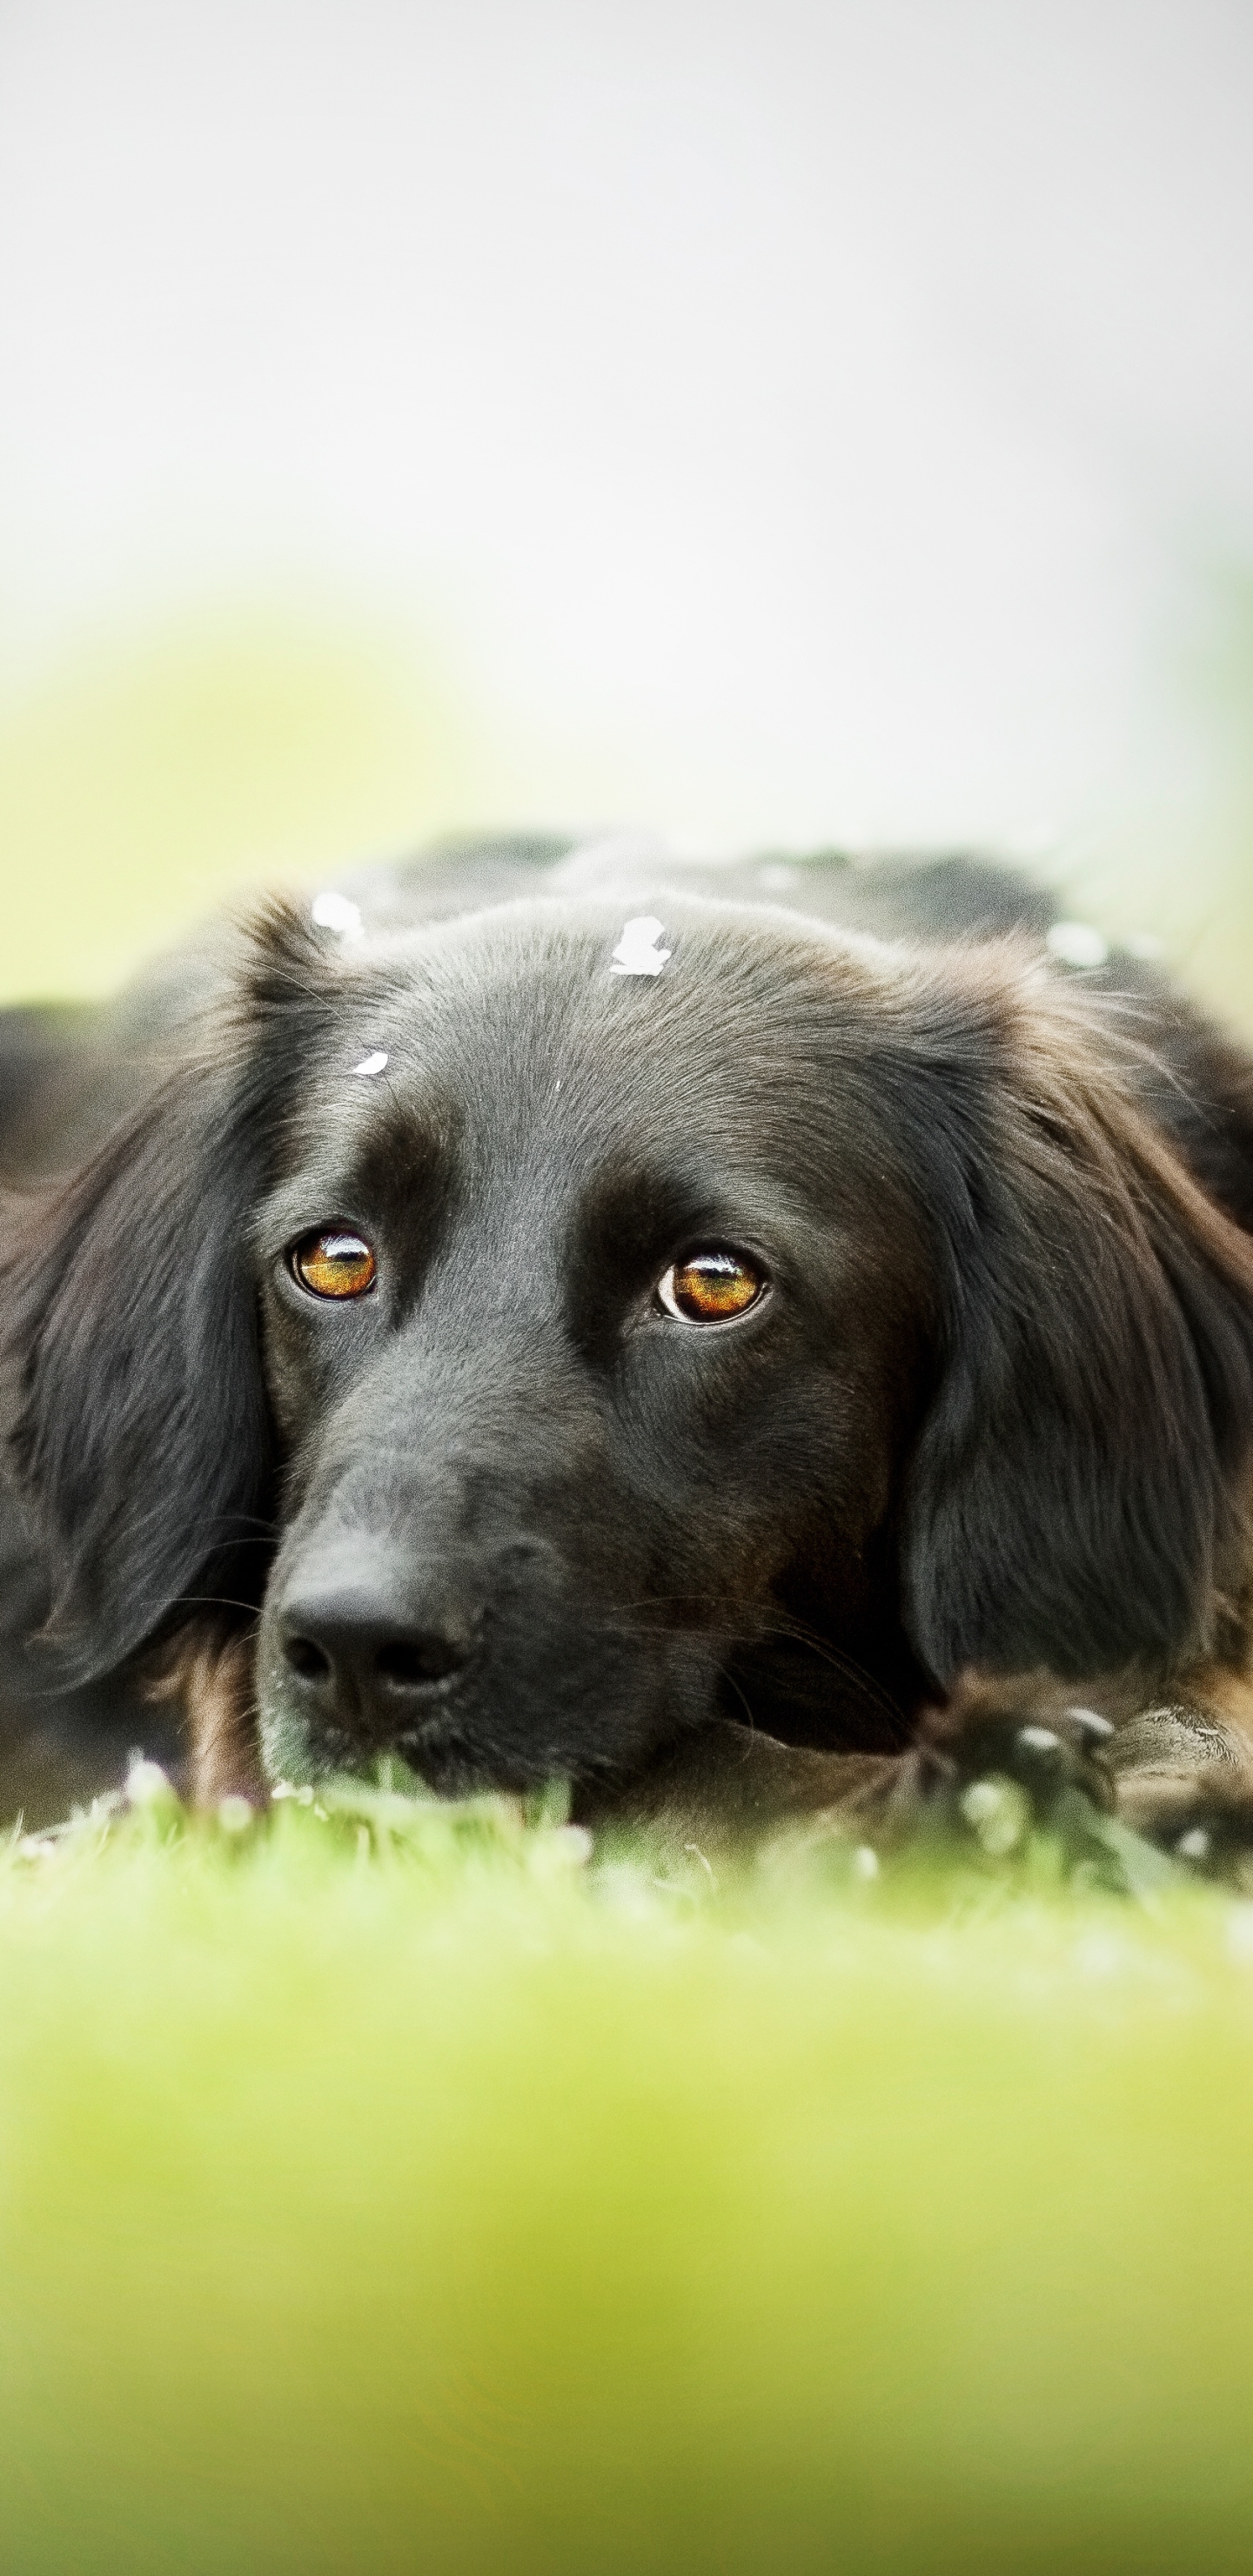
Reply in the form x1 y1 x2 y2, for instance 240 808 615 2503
278 1564 479 1741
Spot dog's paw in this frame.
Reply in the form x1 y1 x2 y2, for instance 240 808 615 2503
754 1711 1126 1885
923 1681 1112 1827
938 1691 1253 1888
921 1690 1186 1895
946 1702 1116 1824
1101 1707 1253 1881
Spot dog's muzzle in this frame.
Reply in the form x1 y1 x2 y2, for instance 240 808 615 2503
256 1517 711 1795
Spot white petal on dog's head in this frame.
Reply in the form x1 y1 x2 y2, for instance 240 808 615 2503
352 1050 389 1078
610 916 672 978
1046 919 1108 970
312 890 364 941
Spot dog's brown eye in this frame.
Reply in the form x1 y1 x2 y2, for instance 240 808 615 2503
291 1229 377 1299
658 1251 766 1325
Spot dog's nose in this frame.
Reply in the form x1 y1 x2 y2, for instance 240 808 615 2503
277 1568 478 1741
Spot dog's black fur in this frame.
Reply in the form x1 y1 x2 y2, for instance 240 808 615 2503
6 836 1253 1848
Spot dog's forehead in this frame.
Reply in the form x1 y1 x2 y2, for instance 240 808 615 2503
322 895 893 1152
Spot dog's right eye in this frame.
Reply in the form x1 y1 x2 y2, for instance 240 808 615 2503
290 1229 378 1299
657 1249 767 1325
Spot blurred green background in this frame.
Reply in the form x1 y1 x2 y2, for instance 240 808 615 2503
0 593 521 1003
3 557 1251 1020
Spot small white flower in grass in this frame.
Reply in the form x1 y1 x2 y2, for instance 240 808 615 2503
217 1795 256 1836
683 1841 718 1888
526 1821 593 1878
556 1824 593 1866
1176 1827 1211 1864
610 916 672 977
1018 1726 1061 1753
125 1757 181 1815
352 1050 388 1078
852 1844 880 1880
312 890 363 940
1047 920 1109 970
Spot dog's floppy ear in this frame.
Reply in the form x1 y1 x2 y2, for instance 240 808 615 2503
901 963 1253 1687
0 902 339 1684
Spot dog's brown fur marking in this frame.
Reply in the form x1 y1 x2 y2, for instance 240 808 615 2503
146 1621 265 1807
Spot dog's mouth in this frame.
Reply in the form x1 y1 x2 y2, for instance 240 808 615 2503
318 1716 493 1799
258 1676 486 1794
256 1575 716 1799
259 1697 613 1801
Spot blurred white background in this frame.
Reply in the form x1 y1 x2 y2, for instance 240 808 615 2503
1 0 1250 998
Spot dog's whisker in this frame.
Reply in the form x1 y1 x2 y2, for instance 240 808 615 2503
166 1598 264 1621
720 1668 758 1737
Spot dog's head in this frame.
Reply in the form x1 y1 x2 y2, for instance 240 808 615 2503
7 891 1253 1795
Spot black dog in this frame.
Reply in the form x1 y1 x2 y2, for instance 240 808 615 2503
5 835 1253 1854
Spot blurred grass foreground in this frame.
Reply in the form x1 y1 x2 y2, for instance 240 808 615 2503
4 1786 1253 2576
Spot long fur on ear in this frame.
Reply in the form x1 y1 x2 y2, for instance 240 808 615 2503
0 899 345 1685
901 956 1253 1687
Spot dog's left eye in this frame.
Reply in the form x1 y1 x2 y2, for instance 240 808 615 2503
657 1250 767 1325
291 1228 378 1299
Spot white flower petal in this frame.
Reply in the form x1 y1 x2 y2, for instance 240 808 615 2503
312 890 364 939
1047 919 1109 970
610 916 672 977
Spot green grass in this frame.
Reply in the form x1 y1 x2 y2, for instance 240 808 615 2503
3 1782 1253 2573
